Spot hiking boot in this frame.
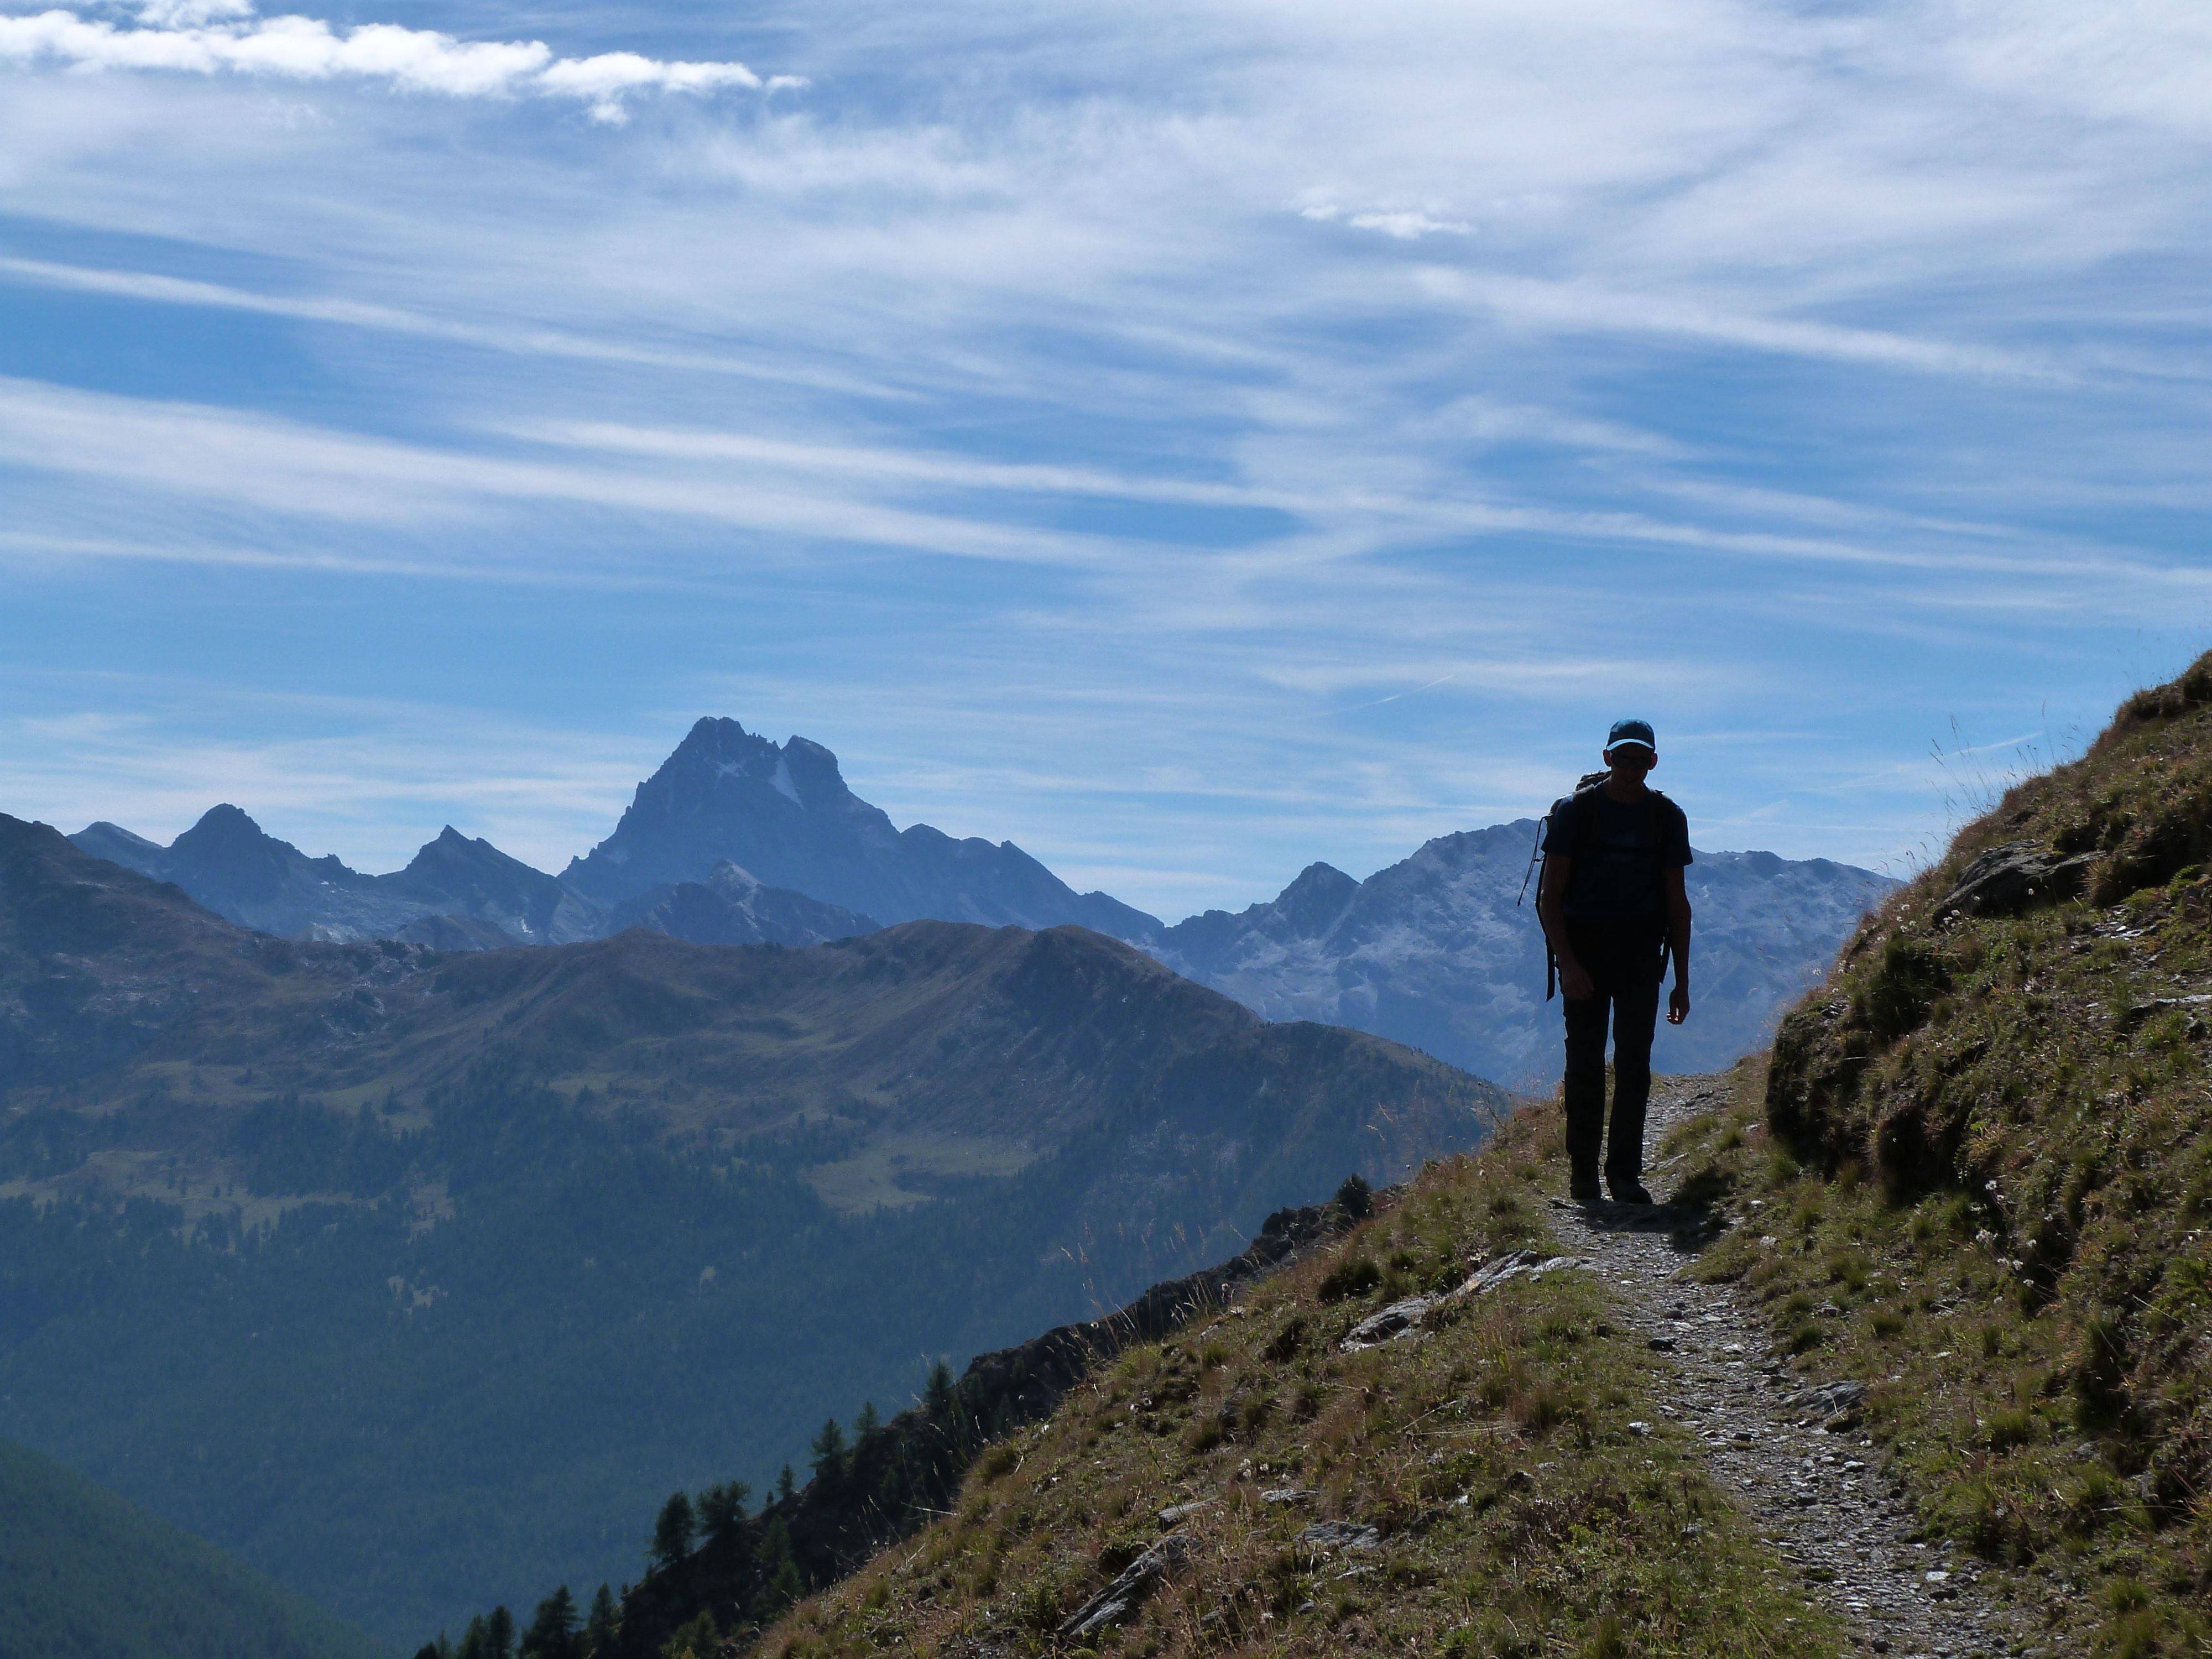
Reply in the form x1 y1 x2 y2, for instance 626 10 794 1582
1569 1169 1603 1202
1609 1179 1655 1206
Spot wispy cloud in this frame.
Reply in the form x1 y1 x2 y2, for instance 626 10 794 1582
0 0 2206 912
0 256 909 396
0 0 800 121
1417 268 2065 382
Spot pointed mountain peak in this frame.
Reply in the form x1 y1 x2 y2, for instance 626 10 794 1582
675 714 753 749
189 802 264 834
705 860 764 895
398 826 546 881
171 804 293 858
1283 861 1357 896
1270 862 1360 938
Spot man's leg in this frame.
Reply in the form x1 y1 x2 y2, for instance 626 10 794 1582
1562 986 1611 1199
1603 936 1663 1200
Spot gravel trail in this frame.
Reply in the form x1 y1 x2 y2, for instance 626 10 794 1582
1544 1076 2031 1659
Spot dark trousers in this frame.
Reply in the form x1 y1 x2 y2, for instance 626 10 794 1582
1562 922 1665 1185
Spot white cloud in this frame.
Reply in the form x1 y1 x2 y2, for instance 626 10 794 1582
1296 199 1472 239
1346 210 1470 239
0 2 800 119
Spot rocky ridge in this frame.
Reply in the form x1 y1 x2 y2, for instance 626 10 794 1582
69 724 1886 1096
563 717 1155 936
1146 822 1895 1086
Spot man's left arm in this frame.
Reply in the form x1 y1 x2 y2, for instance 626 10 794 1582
1663 865 1692 1025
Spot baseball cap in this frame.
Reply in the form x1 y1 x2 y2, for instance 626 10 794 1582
1605 717 1656 754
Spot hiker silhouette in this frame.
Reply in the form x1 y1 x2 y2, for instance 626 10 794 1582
1532 718 1693 1204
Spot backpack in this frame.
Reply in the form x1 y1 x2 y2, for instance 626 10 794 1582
1517 774 1672 1000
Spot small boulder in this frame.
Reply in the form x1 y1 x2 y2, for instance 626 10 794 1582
1058 1534 1194 1640
1936 842 2096 919
1295 1520 1381 1554
1343 1296 1434 1351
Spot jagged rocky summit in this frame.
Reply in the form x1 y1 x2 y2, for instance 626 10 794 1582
72 802 875 952
71 717 1147 951
1145 822 1896 1087
72 807 605 946
562 716 1157 935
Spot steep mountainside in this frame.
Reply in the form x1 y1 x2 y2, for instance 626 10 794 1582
1646 654 2212 1656
562 717 1157 935
0 814 1504 1645
1148 822 1894 1084
0 1436 377 1659
577 1108 1851 1659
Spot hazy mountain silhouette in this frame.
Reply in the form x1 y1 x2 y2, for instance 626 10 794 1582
562 717 1158 935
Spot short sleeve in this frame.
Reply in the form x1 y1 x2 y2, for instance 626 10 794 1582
1541 797 1575 855
1667 802 1693 867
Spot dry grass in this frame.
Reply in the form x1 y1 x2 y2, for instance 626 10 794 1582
752 1114 1844 1659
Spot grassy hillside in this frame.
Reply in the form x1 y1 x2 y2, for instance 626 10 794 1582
1648 655 2212 1656
0 816 1508 1644
0 1435 375 1659
735 1109 1842 1659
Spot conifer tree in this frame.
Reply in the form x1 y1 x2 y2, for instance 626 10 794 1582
756 1516 802 1613
853 1401 881 1441
923 1359 957 1422
520 1585 577 1657
584 1584 619 1651
809 1417 848 1483
697 1479 752 1542
775 1463 796 1503
650 1490 696 1569
487 1605 516 1659
458 1615 489 1659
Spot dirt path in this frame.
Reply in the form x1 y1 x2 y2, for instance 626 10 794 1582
1543 1076 2033 1659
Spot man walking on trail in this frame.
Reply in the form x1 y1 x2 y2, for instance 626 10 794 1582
1536 718 1693 1204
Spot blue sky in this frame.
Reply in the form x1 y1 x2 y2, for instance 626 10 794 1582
1 0 2207 919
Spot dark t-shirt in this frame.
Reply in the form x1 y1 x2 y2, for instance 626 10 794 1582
1542 788 1692 921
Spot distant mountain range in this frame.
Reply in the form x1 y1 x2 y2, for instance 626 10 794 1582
69 716 1893 1083
1150 824 1897 1084
0 813 1502 1644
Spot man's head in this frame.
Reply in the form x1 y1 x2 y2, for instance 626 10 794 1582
1603 717 1657 779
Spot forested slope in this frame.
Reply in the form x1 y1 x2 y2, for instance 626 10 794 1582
0 1436 377 1659
0 817 1507 1643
